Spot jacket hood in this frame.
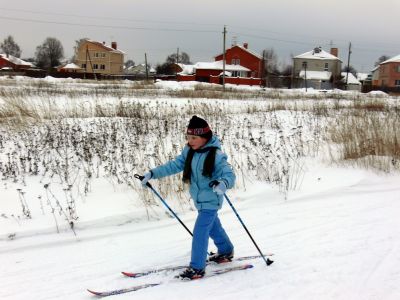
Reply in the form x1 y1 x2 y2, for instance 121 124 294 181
201 135 221 150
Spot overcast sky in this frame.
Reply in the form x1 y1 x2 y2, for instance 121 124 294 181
1 0 399 72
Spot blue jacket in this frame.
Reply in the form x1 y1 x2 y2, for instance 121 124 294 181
150 135 235 210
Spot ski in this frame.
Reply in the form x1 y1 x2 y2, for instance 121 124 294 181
178 263 254 280
88 264 253 297
122 253 273 278
87 283 160 297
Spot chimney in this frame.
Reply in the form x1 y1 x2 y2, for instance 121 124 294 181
330 47 338 57
111 42 117 50
103 41 106 45
243 43 248 49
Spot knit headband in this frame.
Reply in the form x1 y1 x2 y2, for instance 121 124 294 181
187 127 211 136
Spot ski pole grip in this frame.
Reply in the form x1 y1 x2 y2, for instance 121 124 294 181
134 173 152 188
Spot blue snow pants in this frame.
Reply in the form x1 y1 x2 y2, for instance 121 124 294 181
190 209 234 270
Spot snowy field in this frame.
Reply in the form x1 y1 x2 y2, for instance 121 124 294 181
0 77 399 300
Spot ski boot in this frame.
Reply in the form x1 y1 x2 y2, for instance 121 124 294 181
208 251 234 264
177 267 205 280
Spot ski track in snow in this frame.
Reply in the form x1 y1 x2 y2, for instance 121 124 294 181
1 165 399 299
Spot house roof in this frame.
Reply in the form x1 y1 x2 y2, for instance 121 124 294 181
194 61 250 72
295 48 341 61
380 54 400 64
126 64 156 74
299 70 332 81
356 72 369 81
61 63 83 69
176 63 195 75
0 54 33 67
84 39 125 54
215 44 263 60
341 72 361 85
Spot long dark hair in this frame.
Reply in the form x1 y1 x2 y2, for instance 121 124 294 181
183 146 217 183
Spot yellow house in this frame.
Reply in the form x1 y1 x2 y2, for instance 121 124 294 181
75 39 124 75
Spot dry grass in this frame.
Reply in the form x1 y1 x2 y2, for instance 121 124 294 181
1 78 399 174
326 111 400 172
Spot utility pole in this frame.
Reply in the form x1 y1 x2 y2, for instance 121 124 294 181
222 25 227 91
86 45 96 80
176 47 179 77
145 53 149 81
345 42 352 90
303 61 307 92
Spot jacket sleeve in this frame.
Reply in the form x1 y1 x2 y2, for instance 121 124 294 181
215 150 236 189
150 146 188 180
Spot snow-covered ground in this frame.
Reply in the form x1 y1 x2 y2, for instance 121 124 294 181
1 164 399 300
1 78 399 300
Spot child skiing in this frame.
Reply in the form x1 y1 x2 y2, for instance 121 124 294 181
140 115 236 280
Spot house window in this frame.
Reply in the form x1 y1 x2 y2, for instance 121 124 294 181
397 65 400 73
324 63 329 71
93 64 99 69
302 61 307 68
231 59 240 65
100 64 106 70
232 71 239 77
94 52 106 58
395 80 400 86
82 64 86 68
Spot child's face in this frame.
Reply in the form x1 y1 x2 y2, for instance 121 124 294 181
187 135 208 150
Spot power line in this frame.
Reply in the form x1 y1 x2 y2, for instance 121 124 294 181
1 7 398 55
231 31 399 56
0 7 222 28
0 16 220 34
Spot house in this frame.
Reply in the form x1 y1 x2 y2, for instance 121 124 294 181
356 72 369 83
175 43 263 86
341 72 361 91
377 54 400 88
214 43 263 78
292 47 342 89
125 64 156 76
74 39 125 75
57 63 83 73
176 61 261 85
172 63 195 75
371 66 380 86
0 54 33 71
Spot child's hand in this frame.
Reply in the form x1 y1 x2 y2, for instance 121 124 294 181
141 172 152 187
212 181 227 195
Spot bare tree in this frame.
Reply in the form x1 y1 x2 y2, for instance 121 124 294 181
262 48 279 87
280 64 293 76
375 55 390 66
156 51 192 75
166 52 191 64
35 37 64 69
71 38 88 62
342 65 358 76
262 48 279 75
124 59 135 68
1 35 21 58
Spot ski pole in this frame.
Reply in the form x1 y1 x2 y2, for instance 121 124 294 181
134 174 193 237
210 181 274 266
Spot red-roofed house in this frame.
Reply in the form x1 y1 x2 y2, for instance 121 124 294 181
176 43 263 86
0 54 32 71
214 43 263 78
